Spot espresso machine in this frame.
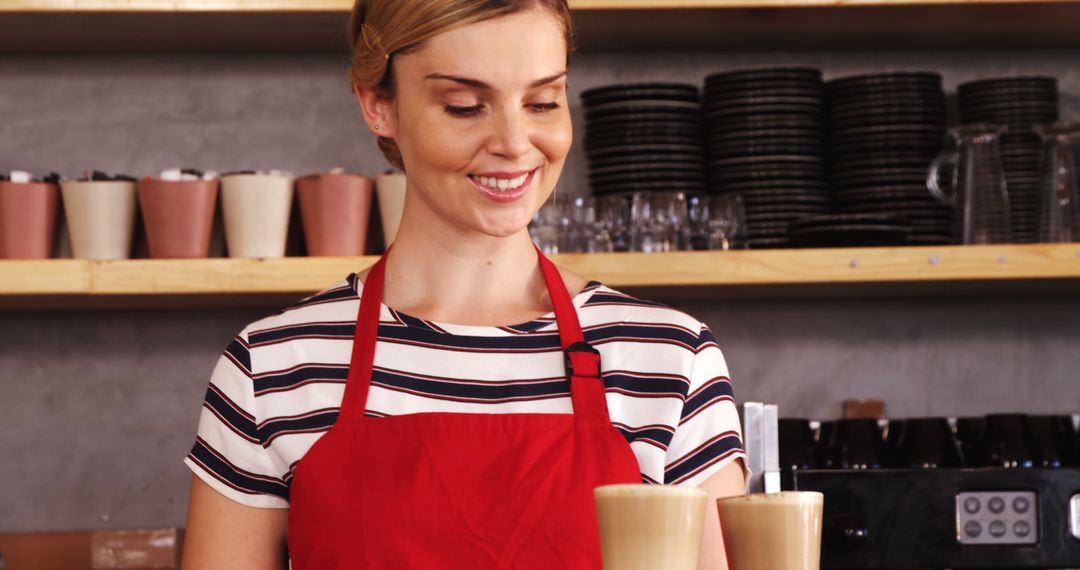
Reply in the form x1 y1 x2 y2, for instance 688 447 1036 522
745 405 1080 569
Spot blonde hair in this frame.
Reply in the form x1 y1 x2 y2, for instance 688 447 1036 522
348 0 575 171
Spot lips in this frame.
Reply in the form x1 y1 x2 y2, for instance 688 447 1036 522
467 168 537 203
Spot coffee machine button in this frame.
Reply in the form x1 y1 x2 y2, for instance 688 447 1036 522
964 520 982 538
963 497 981 514
989 520 1007 538
988 497 1006 514
1013 520 1032 538
1012 496 1030 514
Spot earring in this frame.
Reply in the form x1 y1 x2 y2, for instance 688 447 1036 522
374 123 381 131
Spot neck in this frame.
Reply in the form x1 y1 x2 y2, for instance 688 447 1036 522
375 199 550 327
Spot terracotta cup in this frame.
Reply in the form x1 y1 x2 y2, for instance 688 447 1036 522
375 172 406 246
220 173 294 258
297 172 374 256
61 180 137 260
136 178 219 259
0 181 59 259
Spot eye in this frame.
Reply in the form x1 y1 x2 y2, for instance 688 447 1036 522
444 104 484 118
530 102 561 113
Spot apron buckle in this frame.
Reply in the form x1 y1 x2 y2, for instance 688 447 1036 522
565 341 601 379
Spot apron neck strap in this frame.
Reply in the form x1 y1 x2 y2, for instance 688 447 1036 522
339 246 610 422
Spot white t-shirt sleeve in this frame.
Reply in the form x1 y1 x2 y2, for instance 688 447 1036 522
663 324 747 487
183 328 291 509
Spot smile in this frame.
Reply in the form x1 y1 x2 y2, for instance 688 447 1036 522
467 168 537 202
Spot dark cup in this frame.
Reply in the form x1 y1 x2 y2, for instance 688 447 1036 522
955 416 987 467
779 418 816 488
815 420 836 469
897 417 963 469
828 418 885 470
1028 415 1069 468
980 414 1036 468
883 419 907 468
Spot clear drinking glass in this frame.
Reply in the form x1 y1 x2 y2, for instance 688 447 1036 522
529 198 562 254
1034 122 1080 243
927 124 1014 244
597 193 633 252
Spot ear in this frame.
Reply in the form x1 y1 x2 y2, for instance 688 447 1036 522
353 84 397 139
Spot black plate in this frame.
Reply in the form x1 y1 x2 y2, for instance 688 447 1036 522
704 104 823 119
958 90 1060 106
585 98 702 114
589 170 706 186
826 93 947 108
957 77 1057 93
717 178 831 191
826 71 942 88
789 224 912 247
704 87 824 101
705 67 823 85
710 146 824 160
591 180 707 195
747 238 793 249
587 143 705 160
589 153 706 170
581 83 699 102
586 113 702 131
589 161 706 177
707 128 824 143
707 115 822 131
584 133 703 150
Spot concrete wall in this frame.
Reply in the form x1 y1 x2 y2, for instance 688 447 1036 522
1 50 1078 532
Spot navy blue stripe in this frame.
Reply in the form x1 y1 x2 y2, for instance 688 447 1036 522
587 323 700 350
373 369 568 401
254 365 349 396
224 337 251 375
682 379 734 421
584 292 668 308
248 323 355 346
392 309 444 333
615 425 676 448
189 440 290 500
665 433 743 484
604 373 688 399
203 385 258 440
259 410 338 445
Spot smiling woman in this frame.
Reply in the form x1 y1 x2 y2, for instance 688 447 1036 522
179 1 747 569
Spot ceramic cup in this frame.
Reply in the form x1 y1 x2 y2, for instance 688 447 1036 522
60 180 137 260
375 172 406 246
220 172 294 258
296 172 374 257
0 180 59 259
136 177 219 259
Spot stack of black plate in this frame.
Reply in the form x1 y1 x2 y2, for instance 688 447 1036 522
703 67 831 249
789 213 912 248
825 72 953 246
958 76 1059 243
581 83 707 198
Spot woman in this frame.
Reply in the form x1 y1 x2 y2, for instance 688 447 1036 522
181 0 747 568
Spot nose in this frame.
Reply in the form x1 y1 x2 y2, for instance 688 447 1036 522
486 105 532 160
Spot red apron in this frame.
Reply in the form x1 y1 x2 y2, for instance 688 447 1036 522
287 249 642 569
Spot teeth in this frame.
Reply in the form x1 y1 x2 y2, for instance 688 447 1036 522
472 171 530 192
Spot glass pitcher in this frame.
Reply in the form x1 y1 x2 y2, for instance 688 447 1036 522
927 124 1013 244
1034 122 1080 243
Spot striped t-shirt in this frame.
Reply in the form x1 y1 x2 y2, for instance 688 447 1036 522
184 275 746 509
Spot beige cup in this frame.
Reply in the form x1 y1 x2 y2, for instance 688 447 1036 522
61 180 137 260
220 172 294 258
715 491 824 570
595 484 708 570
375 172 406 246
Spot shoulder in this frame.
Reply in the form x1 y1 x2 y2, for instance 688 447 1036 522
238 276 360 349
578 283 711 352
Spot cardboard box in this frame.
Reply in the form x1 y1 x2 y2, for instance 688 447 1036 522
0 528 183 570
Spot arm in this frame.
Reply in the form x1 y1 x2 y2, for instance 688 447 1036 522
697 459 748 570
181 475 289 570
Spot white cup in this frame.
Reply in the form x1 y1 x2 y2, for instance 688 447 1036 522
375 172 406 246
220 172 294 258
60 180 137 260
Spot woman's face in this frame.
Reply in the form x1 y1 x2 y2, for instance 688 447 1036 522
363 8 572 240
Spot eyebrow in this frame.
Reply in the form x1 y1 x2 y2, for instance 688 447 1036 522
425 71 568 91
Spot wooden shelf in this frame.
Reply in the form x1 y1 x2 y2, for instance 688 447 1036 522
4 0 1080 52
3 244 1079 310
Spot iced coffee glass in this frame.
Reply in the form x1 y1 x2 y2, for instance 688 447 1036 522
715 491 824 570
594 484 708 570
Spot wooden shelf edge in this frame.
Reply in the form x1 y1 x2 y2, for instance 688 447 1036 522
1 245 1079 301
